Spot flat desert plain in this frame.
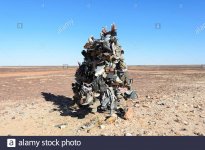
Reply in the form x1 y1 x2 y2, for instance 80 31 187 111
0 66 205 136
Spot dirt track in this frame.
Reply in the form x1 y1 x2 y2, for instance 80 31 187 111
0 66 205 136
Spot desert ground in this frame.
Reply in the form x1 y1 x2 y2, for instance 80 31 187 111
0 66 205 136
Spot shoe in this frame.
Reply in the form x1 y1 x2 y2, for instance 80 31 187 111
115 76 123 83
81 93 94 105
95 65 105 76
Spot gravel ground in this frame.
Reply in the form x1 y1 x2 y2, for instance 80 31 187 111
0 66 204 136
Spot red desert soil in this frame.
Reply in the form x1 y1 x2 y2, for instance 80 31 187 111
0 66 205 136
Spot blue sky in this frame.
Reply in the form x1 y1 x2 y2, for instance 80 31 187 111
0 0 205 66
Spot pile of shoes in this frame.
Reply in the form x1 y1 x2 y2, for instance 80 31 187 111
72 24 137 114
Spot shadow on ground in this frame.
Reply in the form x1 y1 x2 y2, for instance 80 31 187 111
41 92 92 119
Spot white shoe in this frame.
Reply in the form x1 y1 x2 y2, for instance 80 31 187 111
95 65 105 76
115 76 123 83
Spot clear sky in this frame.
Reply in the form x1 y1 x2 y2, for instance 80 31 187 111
0 0 205 66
